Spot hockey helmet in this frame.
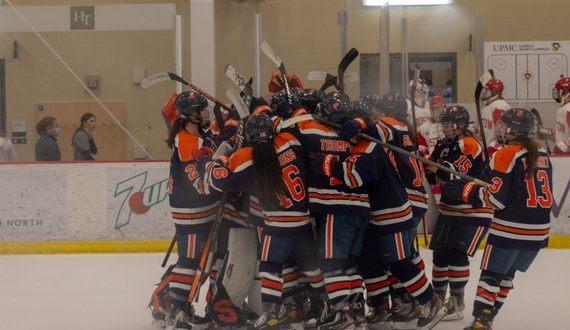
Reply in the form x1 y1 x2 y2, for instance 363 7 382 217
299 88 326 114
429 96 447 122
270 88 302 119
268 71 303 94
174 91 212 128
481 78 504 100
407 79 429 107
351 98 374 122
246 113 275 145
315 95 352 125
378 93 407 120
495 108 535 144
552 77 570 103
437 105 470 144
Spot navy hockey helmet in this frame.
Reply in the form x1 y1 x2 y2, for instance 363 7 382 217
246 113 275 145
351 98 374 122
299 88 326 113
174 91 211 128
378 93 407 120
495 108 535 144
362 94 381 110
315 95 352 124
270 88 302 119
437 105 470 144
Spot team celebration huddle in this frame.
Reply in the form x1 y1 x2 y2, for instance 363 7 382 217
146 47 561 330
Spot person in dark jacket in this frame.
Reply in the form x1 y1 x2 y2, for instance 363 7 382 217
35 117 61 161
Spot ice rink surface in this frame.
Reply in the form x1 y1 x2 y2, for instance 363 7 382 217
1 248 569 330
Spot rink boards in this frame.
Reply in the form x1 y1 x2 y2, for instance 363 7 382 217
1 157 569 254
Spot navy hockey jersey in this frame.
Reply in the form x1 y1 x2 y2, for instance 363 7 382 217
200 132 312 236
281 119 370 217
329 139 414 234
472 144 552 250
432 136 494 226
169 130 220 230
371 117 428 219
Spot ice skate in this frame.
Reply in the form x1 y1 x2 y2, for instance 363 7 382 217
316 303 355 330
250 313 281 330
416 294 447 330
442 293 465 321
365 304 393 330
390 297 418 330
463 308 495 330
279 303 304 330
167 305 213 330
303 296 325 328
351 300 366 330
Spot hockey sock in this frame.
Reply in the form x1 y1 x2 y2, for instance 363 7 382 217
386 257 433 305
473 269 502 317
320 258 351 311
447 248 470 295
259 261 284 314
494 267 516 311
431 251 449 293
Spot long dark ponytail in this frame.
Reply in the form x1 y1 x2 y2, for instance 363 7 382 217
251 140 286 208
521 137 539 178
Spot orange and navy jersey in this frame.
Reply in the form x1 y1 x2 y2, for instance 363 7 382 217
331 139 414 234
281 119 370 217
200 132 312 236
169 130 220 228
473 144 552 250
435 136 494 226
370 117 428 219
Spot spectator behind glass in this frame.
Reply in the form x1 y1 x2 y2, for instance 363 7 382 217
72 113 98 160
0 129 17 162
35 117 61 161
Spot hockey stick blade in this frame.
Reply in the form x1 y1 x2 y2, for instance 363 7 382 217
261 41 283 68
224 64 250 90
475 69 494 167
320 74 338 91
338 48 359 95
309 71 359 83
140 72 171 89
226 89 250 120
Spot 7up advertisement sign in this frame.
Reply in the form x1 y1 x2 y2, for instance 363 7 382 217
107 166 173 237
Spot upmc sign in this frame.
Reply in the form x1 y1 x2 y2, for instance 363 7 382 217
484 41 570 101
70 6 95 30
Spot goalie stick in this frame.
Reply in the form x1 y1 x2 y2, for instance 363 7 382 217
308 71 359 84
337 48 359 97
141 72 233 113
475 69 494 167
261 41 293 103
187 86 253 304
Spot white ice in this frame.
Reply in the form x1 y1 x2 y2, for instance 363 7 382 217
1 248 569 330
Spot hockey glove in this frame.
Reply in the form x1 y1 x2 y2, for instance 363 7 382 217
195 146 213 160
443 179 478 204
309 152 337 177
338 118 369 140
537 127 555 141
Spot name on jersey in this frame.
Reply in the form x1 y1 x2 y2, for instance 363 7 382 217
320 139 350 152
279 149 297 166
522 156 549 168
482 118 493 130
403 135 414 146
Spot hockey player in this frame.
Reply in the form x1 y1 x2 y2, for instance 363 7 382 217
473 78 511 157
339 94 441 330
280 95 370 329
443 108 552 330
552 77 570 154
312 97 447 330
425 105 494 323
299 88 326 114
163 91 218 330
418 96 446 156
197 113 326 330
406 79 432 129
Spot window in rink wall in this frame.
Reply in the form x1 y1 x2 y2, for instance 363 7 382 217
360 53 457 103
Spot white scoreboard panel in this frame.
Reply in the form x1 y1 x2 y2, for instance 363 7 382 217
484 41 569 102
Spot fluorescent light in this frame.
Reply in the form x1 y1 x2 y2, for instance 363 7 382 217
363 0 452 6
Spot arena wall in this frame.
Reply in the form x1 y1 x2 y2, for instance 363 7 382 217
0 158 569 254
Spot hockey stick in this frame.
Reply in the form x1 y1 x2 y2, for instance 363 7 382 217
338 48 359 97
475 69 494 167
224 64 254 107
314 116 490 187
161 236 177 268
186 87 253 304
410 65 421 138
261 41 292 103
141 72 233 113
320 74 339 91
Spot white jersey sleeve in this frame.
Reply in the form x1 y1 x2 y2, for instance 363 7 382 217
554 103 570 153
478 99 510 147
406 99 432 129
